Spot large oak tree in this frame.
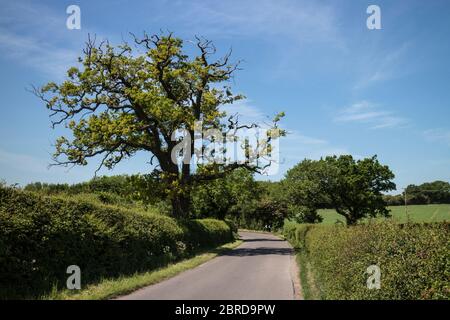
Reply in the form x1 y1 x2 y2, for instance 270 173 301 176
35 32 284 217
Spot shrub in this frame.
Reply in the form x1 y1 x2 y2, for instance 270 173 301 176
283 222 313 250
224 218 238 235
226 198 288 231
0 186 233 299
283 221 449 299
181 219 234 251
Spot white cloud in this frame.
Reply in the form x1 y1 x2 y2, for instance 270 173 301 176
221 99 268 124
281 136 349 161
0 29 78 78
0 148 48 174
424 129 450 146
175 0 342 46
334 101 408 129
0 2 117 79
0 2 81 78
353 43 411 90
275 136 352 180
284 131 327 146
221 100 351 177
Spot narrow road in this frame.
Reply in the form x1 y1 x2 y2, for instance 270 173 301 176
118 231 300 300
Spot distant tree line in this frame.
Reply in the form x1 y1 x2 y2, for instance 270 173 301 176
24 175 135 198
23 171 287 230
384 180 450 206
23 157 449 227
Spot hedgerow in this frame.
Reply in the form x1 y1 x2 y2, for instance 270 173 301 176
283 221 449 299
0 186 233 299
181 218 234 251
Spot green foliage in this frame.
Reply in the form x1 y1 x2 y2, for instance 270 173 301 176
25 175 134 197
383 181 450 206
383 194 404 206
245 197 288 230
224 218 239 235
35 32 284 217
289 205 323 224
24 175 170 215
191 168 259 220
127 172 168 205
0 185 233 299
405 181 450 204
190 172 289 230
258 182 289 229
181 219 233 251
283 159 331 211
238 181 289 230
284 155 396 225
283 221 449 299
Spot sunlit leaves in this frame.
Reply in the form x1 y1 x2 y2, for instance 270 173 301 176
36 32 285 216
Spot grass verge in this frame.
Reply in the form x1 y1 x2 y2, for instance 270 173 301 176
238 228 273 234
294 250 321 300
44 239 243 300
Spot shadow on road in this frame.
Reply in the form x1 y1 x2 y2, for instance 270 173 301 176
241 238 285 242
221 247 294 257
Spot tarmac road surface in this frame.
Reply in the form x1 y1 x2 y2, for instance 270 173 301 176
117 231 300 300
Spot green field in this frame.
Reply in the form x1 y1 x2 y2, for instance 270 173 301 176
318 204 450 225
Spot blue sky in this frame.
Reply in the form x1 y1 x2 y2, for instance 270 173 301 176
0 0 449 192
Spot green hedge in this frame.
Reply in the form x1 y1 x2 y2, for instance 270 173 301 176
181 218 234 251
283 221 449 299
0 186 233 299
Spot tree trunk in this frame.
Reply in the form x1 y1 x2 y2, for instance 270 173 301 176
345 214 358 226
171 193 190 218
